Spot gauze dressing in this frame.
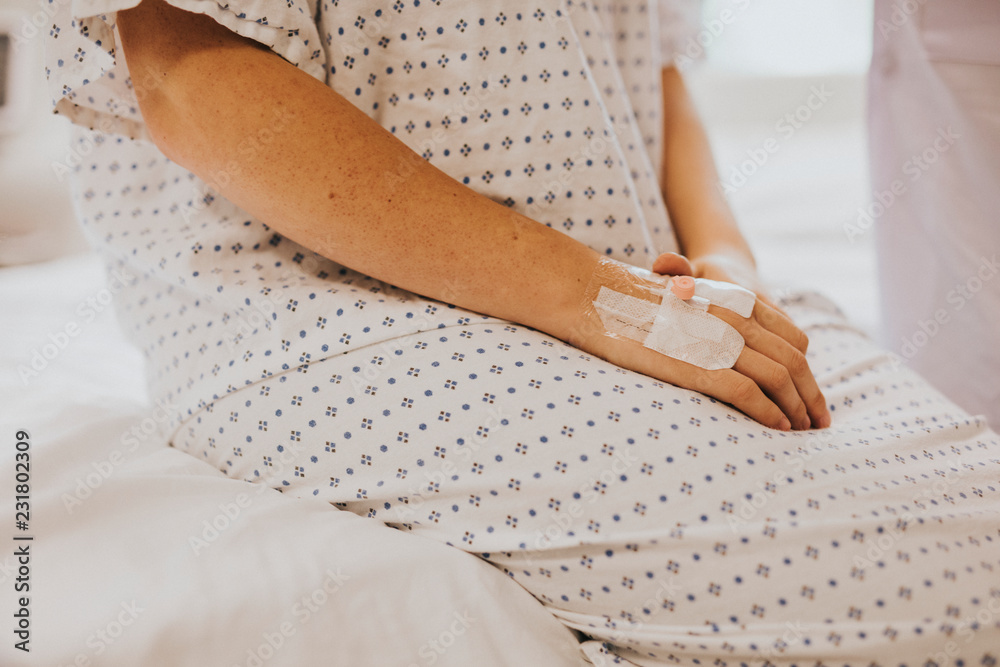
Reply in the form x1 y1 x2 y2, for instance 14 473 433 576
584 259 756 371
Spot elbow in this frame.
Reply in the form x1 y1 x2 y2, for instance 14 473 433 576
136 89 182 163
130 66 203 167
118 0 220 167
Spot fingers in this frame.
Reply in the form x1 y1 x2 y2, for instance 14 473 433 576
666 358 803 432
712 303 831 430
586 332 792 431
748 326 829 429
659 361 794 432
754 291 793 326
704 367 792 431
750 299 809 354
651 252 694 278
732 348 810 431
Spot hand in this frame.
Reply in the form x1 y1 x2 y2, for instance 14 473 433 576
653 251 787 316
571 257 830 431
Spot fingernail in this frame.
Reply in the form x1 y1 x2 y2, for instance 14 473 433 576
819 414 832 429
779 417 791 431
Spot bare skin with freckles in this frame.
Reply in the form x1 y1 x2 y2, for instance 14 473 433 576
117 0 830 430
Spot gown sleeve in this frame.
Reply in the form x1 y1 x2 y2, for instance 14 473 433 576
44 0 327 140
657 0 705 68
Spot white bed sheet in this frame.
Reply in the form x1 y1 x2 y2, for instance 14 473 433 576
0 252 587 667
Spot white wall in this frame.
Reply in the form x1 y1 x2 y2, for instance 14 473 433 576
685 0 879 335
0 1 87 265
701 0 873 75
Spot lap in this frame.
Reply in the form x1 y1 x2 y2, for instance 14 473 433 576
174 290 1000 665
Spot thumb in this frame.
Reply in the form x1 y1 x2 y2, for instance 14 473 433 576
651 252 694 277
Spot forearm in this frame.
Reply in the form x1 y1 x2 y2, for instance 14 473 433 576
659 65 754 264
119 0 598 343
114 2 827 430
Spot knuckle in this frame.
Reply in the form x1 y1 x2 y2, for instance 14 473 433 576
810 391 829 411
731 378 760 404
768 365 792 390
788 350 810 376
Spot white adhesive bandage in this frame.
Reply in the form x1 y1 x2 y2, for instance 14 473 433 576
594 286 745 370
693 278 756 318
584 258 757 371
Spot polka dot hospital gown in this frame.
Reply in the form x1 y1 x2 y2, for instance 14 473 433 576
45 0 1000 664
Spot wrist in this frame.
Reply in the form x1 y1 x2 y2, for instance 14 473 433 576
561 256 668 350
672 210 755 268
687 245 756 270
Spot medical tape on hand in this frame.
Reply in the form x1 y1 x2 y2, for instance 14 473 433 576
693 278 756 318
583 258 756 370
593 284 748 371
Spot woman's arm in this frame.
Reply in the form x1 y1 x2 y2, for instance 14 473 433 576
117 0 829 430
657 66 760 288
118 0 595 345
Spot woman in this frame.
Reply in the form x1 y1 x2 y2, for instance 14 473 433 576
46 0 999 663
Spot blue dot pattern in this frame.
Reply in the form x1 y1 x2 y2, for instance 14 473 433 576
43 1 1000 664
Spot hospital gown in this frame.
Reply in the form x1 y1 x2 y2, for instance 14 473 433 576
45 0 1000 664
